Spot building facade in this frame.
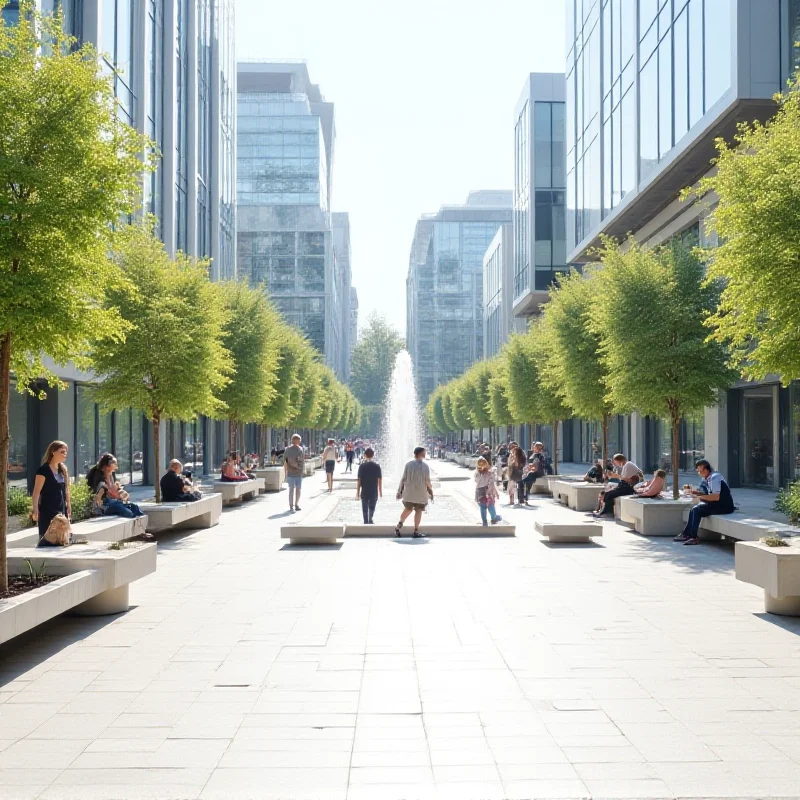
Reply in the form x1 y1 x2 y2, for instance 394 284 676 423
483 224 523 359
349 287 359 357
407 191 512 400
512 73 568 318
236 61 347 379
561 0 800 488
7 0 237 489
332 212 353 381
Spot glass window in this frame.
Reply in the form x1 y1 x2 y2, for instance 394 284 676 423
640 53 659 179
8 385 27 489
603 120 612 216
704 0 731 109
658 33 673 159
673 7 688 142
132 411 144 484
791 0 800 76
534 103 552 188
98 410 113 458
76 385 96 478
115 408 132 484
620 87 636 197
640 0 659 39
688 0 704 127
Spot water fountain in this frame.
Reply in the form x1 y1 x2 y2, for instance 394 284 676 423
379 350 425 479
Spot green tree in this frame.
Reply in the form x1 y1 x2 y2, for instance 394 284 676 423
441 388 458 432
463 361 493 430
90 222 231 502
0 5 150 591
262 327 305 428
349 313 404 406
594 238 734 497
487 359 514 428
543 268 615 464
289 351 321 430
216 281 280 452
691 80 800 382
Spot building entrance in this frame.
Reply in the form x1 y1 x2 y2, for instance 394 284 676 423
741 387 777 488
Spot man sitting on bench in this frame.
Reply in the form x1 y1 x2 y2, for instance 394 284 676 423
674 459 735 546
593 453 643 518
161 460 202 502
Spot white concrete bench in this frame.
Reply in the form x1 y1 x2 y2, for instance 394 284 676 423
280 524 344 545
254 467 283 492
696 511 798 542
552 480 604 512
7 515 149 549
618 496 691 536
302 460 315 477
535 520 602 543
736 540 800 615
212 478 262 505
137 494 222 533
0 541 157 642
543 475 576 495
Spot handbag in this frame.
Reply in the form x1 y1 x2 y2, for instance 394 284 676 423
43 513 71 546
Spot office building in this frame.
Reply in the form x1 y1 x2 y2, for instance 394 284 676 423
237 61 348 379
512 73 568 317
562 0 799 487
349 287 359 356
8 0 237 489
407 191 512 400
332 212 352 381
483 224 523 359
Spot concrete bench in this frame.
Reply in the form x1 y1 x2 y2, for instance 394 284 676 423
7 514 149 549
535 520 602 543
254 467 283 492
618 496 691 536
212 478 262 505
697 512 798 542
543 475 576 495
303 460 315 477
137 494 222 533
552 480 604 512
280 524 344 545
0 541 157 642
736 540 800 615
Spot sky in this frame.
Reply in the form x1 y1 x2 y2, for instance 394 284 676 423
236 0 566 338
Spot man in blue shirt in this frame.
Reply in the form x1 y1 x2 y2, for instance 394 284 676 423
674 459 735 546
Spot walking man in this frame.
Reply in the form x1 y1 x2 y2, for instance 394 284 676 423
394 446 434 539
284 433 305 512
356 447 382 524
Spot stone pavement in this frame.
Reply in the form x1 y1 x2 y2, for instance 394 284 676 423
2 459 800 799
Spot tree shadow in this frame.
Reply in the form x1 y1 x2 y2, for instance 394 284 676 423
616 531 736 576
279 543 343 551
539 540 605 549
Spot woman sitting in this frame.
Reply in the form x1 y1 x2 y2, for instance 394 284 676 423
635 469 667 498
87 453 144 518
220 452 250 482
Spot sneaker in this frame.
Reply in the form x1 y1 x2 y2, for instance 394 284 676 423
673 534 690 542
491 516 502 525
482 521 489 527
412 531 426 538
683 537 700 546
294 505 301 511
394 525 402 537
289 506 294 512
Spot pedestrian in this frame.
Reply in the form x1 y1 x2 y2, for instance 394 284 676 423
356 447 382 524
283 433 305 512
674 460 735 545
322 438 337 493
345 441 355 472
30 440 72 546
507 444 526 506
593 453 643 517
520 441 547 504
474 457 502 526
394 446 434 538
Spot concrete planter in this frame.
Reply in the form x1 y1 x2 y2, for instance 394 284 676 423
254 467 283 492
212 478 261 505
138 494 222 532
552 480 603 512
736 540 800 615
618 497 691 536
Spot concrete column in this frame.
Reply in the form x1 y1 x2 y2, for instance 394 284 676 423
705 403 728 478
161 0 177 256
629 412 646 468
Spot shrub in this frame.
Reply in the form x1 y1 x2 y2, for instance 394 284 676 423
69 481 92 522
7 487 32 518
774 479 800 526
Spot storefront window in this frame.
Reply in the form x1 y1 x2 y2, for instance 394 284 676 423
742 387 776 487
115 408 132 484
649 414 705 473
76 385 96 478
132 411 144 484
8 385 27 488
98 409 113 458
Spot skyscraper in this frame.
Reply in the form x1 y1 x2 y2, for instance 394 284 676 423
332 212 353 381
236 61 347 379
407 191 512 400
349 287 359 357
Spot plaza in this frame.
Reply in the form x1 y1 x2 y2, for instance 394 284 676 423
2 459 800 800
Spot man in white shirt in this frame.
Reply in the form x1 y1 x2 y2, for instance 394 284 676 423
593 453 643 518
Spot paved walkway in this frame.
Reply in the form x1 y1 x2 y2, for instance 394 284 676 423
2 460 800 799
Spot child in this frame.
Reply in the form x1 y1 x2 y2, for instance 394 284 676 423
474 457 502 526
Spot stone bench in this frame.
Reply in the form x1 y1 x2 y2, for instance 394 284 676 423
736 540 800 615
7 514 150 549
212 478 262 505
253 467 283 492
280 524 344 545
535 520 602 543
137 494 222 533
543 475 576 495
697 512 798 542
618 496 691 536
303 460 315 477
0 541 157 642
551 480 604 512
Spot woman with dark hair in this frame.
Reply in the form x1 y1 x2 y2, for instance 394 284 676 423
30 440 71 546
507 445 526 506
87 453 143 518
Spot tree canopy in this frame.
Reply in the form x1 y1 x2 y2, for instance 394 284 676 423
349 313 404 407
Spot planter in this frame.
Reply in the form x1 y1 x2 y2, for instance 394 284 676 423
254 466 283 492
736 540 800 615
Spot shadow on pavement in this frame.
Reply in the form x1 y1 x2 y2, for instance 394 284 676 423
279 543 343 552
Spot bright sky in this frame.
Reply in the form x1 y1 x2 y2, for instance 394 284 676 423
236 0 566 338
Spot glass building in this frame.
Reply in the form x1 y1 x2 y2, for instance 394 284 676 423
237 62 349 380
483 224 523 359
7 1 237 489
407 192 512 401
332 212 353 381
512 73 568 318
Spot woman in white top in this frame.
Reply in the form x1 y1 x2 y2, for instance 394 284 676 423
322 438 337 492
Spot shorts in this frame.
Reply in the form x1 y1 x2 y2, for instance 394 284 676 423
286 475 302 491
402 501 426 512
325 460 335 474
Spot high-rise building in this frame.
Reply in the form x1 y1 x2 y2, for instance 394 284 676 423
563 0 800 487
512 73 567 318
236 61 347 379
407 191 512 400
483 224 523 359
349 287 359 357
332 212 352 381
7 0 237 489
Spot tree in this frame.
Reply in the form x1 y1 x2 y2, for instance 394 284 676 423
594 238 735 497
543 268 615 464
262 327 305 428
487 359 514 428
216 282 280 452
90 222 231 503
288 351 321 430
349 313 404 406
463 361 493 431
690 80 798 382
0 5 150 592
441 388 458 433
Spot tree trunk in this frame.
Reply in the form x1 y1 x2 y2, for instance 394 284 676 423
553 419 560 475
602 413 609 468
671 409 681 500
0 333 12 594
153 409 162 504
